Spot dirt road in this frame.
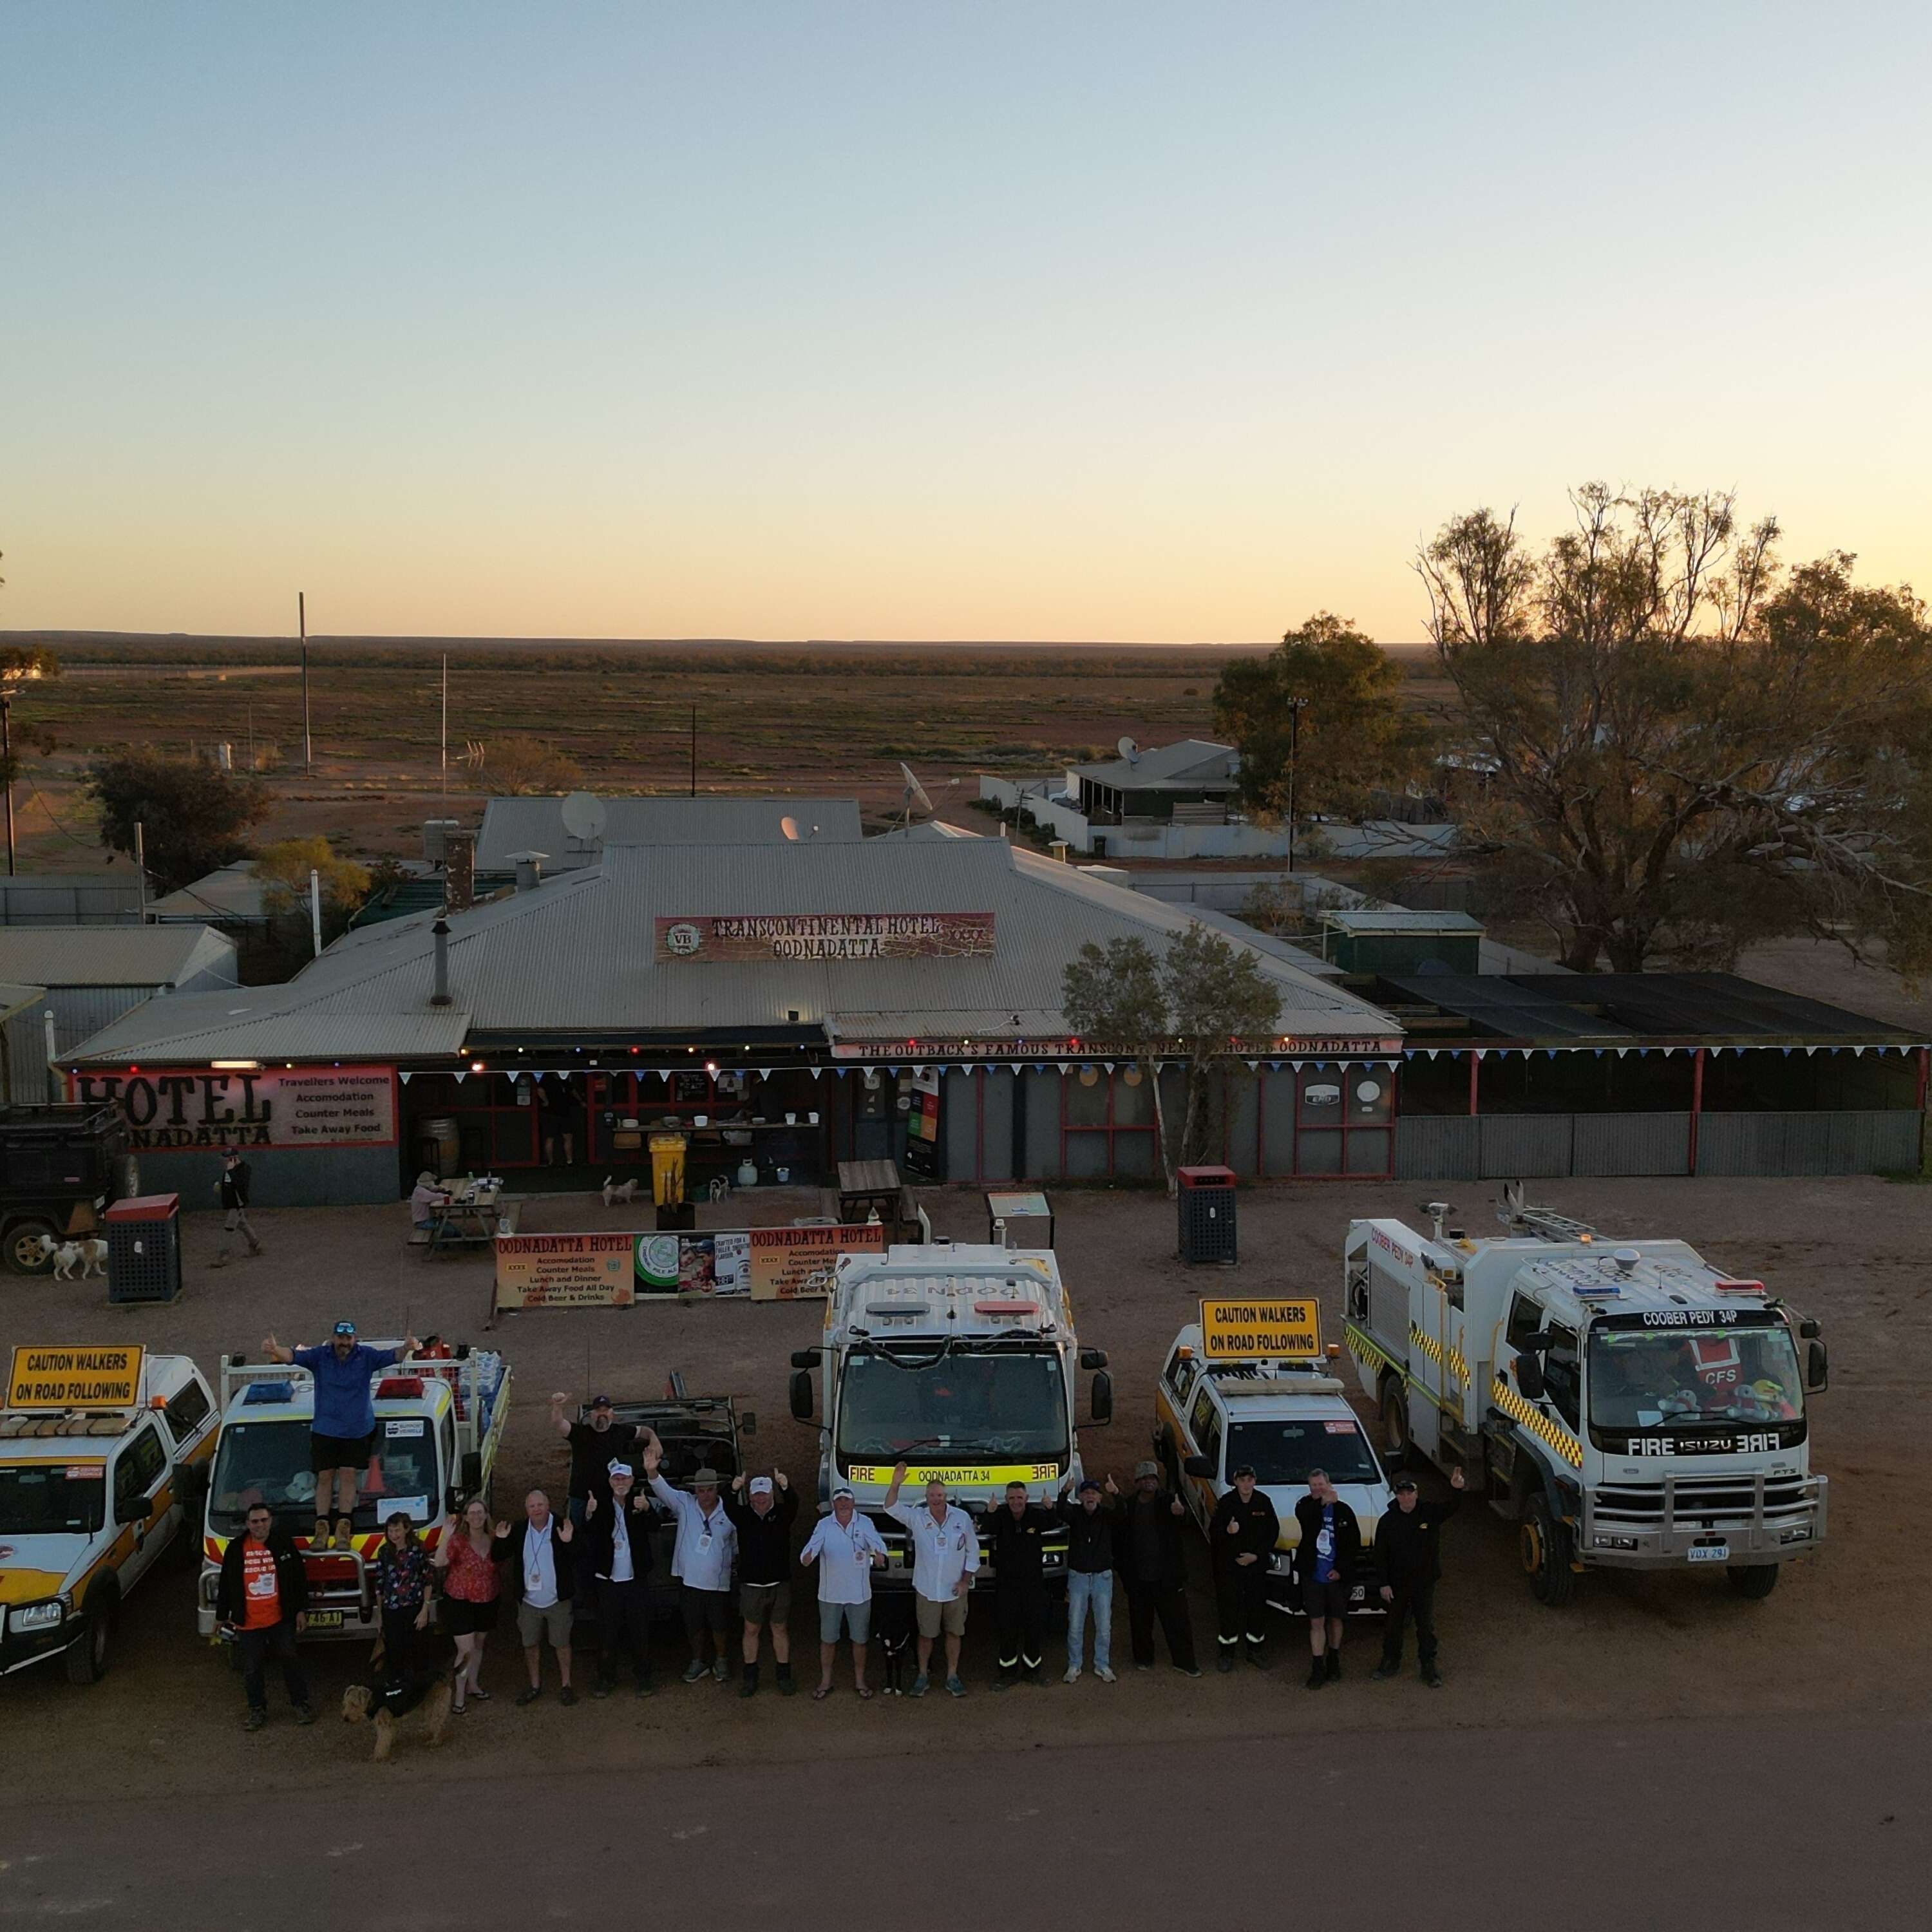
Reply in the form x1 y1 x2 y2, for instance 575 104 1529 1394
1 1175 1927 1813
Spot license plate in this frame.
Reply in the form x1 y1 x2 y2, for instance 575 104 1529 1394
1687 1544 1729 1564
305 1610 345 1628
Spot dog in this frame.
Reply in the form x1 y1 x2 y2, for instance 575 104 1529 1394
341 1673 453 1761
37 1235 107 1280
874 1589 914 1696
601 1175 640 1208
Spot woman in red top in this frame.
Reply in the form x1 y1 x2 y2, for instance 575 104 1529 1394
435 1495 502 1712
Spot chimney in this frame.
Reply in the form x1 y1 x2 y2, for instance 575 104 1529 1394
430 917 451 1006
1049 839 1070 864
511 850 546 893
444 828 475 913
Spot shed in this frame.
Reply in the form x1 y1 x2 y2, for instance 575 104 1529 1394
1319 909 1484 975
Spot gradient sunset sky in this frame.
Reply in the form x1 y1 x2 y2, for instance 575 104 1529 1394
4 3 1926 643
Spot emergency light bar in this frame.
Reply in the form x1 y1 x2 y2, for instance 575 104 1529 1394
973 1300 1041 1318
1713 1280 1765 1294
864 1302 931 1320
375 1377 425 1398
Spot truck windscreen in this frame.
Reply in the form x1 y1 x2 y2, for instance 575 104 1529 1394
1587 1320 1803 1441
211 1419 442 1533
0 1463 104 1535
1225 1420 1381 1488
837 1350 1068 1463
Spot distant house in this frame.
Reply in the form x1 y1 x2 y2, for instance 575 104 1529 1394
149 861 276 936
1069 739 1242 826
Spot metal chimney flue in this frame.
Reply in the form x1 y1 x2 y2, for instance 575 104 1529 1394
430 916 451 1007
511 850 545 893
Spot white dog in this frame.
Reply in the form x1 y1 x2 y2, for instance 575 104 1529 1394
38 1235 108 1280
601 1175 639 1208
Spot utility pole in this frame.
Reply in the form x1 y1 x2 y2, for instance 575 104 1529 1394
440 652 449 807
1 691 14 876
299 591 313 771
1283 695 1309 878
309 867 323 958
689 703 697 797
134 821 147 922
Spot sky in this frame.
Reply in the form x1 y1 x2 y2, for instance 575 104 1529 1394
3 3 1928 643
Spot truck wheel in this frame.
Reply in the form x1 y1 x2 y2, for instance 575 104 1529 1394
1519 1494 1576 1607
65 1594 114 1685
1379 1377 1412 1470
5 1219 59 1275
1726 1563 1779 1600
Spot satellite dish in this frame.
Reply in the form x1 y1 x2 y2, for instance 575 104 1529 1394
780 815 800 842
898 762 934 817
559 791 608 842
1117 735 1141 764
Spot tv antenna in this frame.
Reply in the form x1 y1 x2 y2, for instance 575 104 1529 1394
897 761 934 832
1116 735 1141 764
560 791 609 847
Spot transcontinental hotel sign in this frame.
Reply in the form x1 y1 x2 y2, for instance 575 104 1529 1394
654 913 996 963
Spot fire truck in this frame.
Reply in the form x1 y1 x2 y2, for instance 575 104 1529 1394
197 1341 510 1644
1343 1190 1829 1604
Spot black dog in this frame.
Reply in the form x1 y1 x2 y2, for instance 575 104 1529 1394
874 1589 914 1696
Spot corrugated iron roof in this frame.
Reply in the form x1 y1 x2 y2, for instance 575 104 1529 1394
1070 739 1239 790
0 925 234 989
70 838 1399 1064
149 861 271 921
1320 909 1484 934
476 795 866 871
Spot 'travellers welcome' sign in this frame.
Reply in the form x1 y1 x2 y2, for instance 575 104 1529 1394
68 1066 398 1150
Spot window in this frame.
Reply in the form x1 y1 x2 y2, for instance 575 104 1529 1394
1542 1326 1582 1431
1188 1387 1223 1472
1061 1068 1158 1179
1506 1295 1545 1353
113 1426 166 1510
1164 1349 1197 1405
406 1072 543 1169
164 1378 212 1447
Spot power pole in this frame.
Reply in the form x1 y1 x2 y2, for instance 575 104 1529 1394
1 692 14 876
299 591 313 771
1284 696 1309 877
440 652 449 808
689 704 697 797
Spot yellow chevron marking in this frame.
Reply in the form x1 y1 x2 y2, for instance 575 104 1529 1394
1490 1377 1584 1469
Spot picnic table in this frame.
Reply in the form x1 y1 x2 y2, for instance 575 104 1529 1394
422 1182 519 1258
837 1159 904 1231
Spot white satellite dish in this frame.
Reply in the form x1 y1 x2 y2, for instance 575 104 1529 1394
780 815 800 842
1117 735 1141 764
898 761 934 816
559 791 608 842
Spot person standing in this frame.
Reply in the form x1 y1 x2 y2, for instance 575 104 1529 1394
210 1146 264 1267
799 1486 887 1699
983 1480 1056 1689
723 1470 800 1698
261 1321 417 1551
497 1490 578 1707
1115 1460 1200 1677
374 1510 434 1689
583 1459 656 1698
643 1434 738 1685
1372 1464 1466 1687
1057 1474 1119 1683
215 1501 314 1730
882 1465 979 1699
1294 1468 1363 1689
1209 1464 1280 1672
434 1495 502 1713
551 1391 639 1531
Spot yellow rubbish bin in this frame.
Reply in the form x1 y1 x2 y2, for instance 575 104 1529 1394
649 1133 687 1210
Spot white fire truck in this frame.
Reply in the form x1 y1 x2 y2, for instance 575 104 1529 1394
197 1341 510 1644
788 1240 1113 1582
1343 1191 1829 1604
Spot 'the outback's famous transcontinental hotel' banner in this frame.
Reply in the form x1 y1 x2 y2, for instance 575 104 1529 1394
654 912 995 963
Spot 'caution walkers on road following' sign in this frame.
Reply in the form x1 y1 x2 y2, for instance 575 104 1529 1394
1199 1299 1322 1361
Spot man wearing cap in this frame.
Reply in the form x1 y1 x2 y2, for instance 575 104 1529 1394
882 1463 979 1698
1372 1464 1466 1688
212 1147 264 1266
643 1432 739 1684
1294 1468 1363 1689
582 1459 657 1698
800 1486 888 1698
1115 1461 1200 1677
724 1468 800 1698
1209 1464 1280 1671
262 1322 419 1551
1057 1473 1119 1683
551 1391 640 1531
983 1479 1058 1690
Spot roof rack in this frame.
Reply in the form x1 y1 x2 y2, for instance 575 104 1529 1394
1497 1180 1596 1244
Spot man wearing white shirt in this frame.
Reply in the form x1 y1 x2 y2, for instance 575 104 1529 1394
883 1463 979 1699
800 1484 888 1700
643 1432 738 1685
496 1489 577 1709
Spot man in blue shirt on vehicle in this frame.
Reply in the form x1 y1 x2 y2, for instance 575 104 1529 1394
263 1321 418 1550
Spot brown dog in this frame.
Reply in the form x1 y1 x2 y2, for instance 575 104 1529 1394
340 1677 453 1761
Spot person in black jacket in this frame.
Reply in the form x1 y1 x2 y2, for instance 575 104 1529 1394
723 1470 800 1698
210 1147 264 1267
1056 1474 1119 1683
582 1459 657 1698
1371 1464 1465 1687
1114 1461 1201 1677
493 1491 578 1707
1209 1464 1280 1671
216 1502 312 1729
983 1481 1057 1689
1293 1469 1362 1689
